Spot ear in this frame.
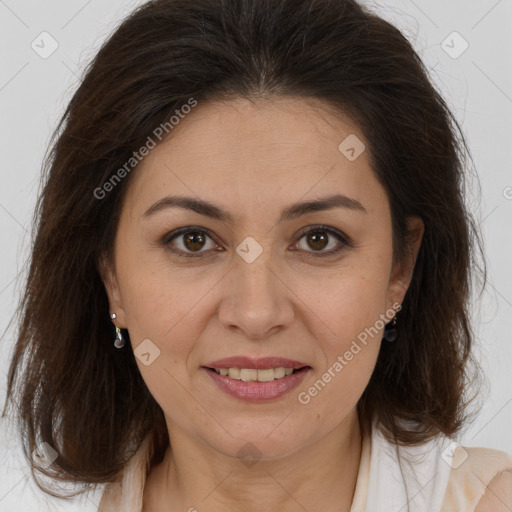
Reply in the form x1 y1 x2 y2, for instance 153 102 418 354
98 252 127 328
386 216 424 309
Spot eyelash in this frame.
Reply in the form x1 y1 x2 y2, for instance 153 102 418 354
161 225 351 259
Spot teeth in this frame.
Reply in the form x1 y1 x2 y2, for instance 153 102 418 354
240 369 258 381
214 367 299 381
254 369 274 382
228 368 240 379
274 367 285 379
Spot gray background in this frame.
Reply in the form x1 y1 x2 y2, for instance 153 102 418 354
0 0 511 510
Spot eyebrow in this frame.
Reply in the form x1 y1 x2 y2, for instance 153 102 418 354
142 193 367 224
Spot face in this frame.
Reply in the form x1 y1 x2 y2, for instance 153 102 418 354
100 96 423 460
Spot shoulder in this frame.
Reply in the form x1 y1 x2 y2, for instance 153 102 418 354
441 444 512 512
475 468 512 512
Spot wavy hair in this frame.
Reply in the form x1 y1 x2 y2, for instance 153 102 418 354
2 0 485 500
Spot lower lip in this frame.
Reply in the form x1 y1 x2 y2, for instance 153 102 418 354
202 367 311 402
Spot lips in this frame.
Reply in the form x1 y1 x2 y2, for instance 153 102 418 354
203 356 309 370
203 364 311 402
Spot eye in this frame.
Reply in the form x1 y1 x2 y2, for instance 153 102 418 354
163 227 220 258
162 225 351 259
293 225 349 257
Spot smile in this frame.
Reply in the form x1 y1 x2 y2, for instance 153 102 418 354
210 367 299 381
202 366 311 402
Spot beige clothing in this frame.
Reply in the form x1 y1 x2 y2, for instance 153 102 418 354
98 423 512 511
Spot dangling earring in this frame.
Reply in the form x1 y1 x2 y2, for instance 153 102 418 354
111 313 125 348
383 315 398 342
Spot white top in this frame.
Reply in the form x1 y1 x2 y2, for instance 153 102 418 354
96 420 512 511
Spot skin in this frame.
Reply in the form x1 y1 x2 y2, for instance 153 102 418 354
100 96 424 512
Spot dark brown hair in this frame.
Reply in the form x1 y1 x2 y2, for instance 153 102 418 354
2 0 486 500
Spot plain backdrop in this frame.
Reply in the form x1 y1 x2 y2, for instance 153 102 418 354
0 0 511 510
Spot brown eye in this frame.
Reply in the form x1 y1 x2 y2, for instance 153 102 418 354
294 225 349 257
164 228 219 258
162 224 350 259
182 231 207 251
304 231 329 251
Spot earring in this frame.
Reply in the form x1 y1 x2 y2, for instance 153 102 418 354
111 313 125 348
383 315 398 342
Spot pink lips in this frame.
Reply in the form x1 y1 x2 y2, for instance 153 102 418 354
202 356 311 402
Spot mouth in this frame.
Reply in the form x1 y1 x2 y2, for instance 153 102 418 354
201 364 312 402
203 366 310 382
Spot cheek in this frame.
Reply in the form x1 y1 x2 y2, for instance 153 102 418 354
114 240 198 335
296 257 391 339
297 282 385 418
293 260 389 396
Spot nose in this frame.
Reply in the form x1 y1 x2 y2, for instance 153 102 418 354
217 247 295 341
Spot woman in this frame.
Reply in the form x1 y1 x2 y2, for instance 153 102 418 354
2 0 511 511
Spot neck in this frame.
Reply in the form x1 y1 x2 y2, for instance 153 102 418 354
143 410 363 512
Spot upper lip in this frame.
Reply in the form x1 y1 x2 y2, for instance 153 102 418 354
204 356 309 370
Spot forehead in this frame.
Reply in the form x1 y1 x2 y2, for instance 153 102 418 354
123 96 386 222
